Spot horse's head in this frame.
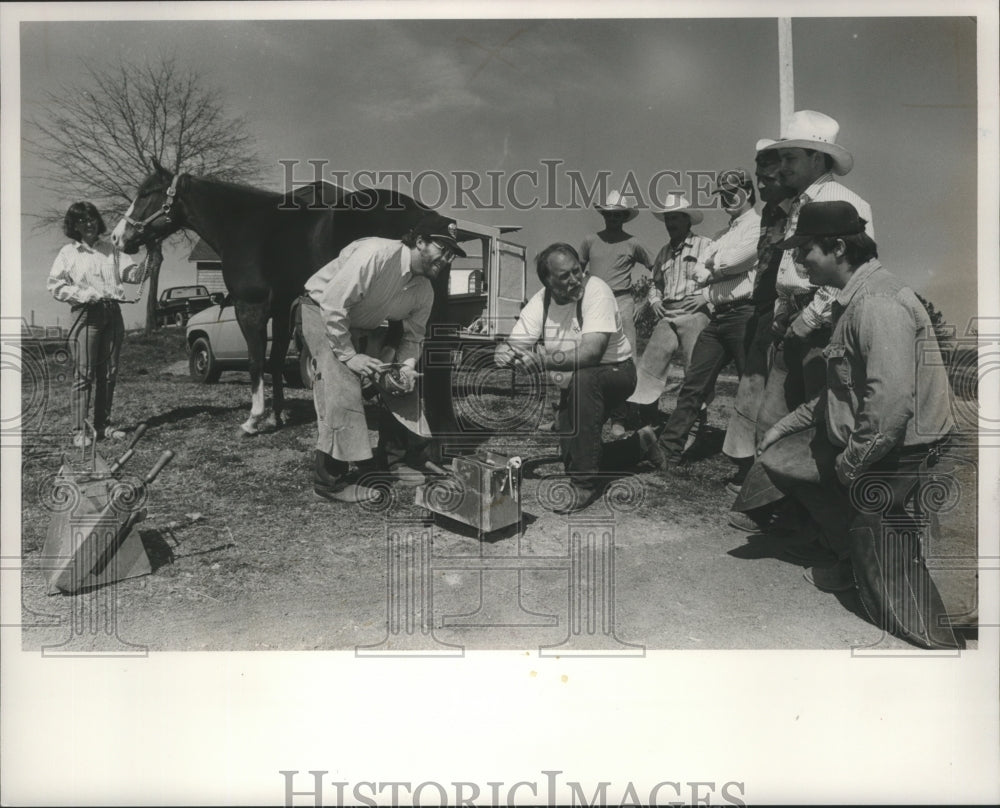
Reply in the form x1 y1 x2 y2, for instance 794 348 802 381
111 160 185 253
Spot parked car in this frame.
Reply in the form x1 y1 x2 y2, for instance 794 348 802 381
156 285 222 326
184 218 527 387
185 297 312 387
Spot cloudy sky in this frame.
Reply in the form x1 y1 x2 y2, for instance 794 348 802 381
13 12 981 331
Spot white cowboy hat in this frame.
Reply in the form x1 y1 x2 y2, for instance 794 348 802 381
755 138 777 153
596 189 639 222
651 192 704 225
763 110 854 176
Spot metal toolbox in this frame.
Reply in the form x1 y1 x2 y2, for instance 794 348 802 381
415 451 522 536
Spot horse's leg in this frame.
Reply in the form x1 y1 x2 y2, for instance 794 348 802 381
266 298 292 430
234 300 270 436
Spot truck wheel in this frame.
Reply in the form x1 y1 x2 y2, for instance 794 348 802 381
296 341 314 390
189 337 222 383
282 342 313 389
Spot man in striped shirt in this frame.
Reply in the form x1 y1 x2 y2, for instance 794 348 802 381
755 110 874 436
651 168 761 467
626 193 712 418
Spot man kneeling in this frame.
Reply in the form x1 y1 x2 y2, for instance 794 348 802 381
495 243 662 514
737 201 961 649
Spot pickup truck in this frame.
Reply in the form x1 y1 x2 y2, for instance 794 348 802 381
156 285 223 326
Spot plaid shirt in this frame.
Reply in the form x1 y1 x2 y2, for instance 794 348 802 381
647 234 713 304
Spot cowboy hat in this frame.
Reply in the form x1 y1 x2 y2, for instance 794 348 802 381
761 110 854 176
596 189 639 222
651 192 704 224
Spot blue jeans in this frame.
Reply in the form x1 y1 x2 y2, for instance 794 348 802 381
722 307 774 460
740 426 962 649
657 303 755 457
556 359 638 489
67 301 124 433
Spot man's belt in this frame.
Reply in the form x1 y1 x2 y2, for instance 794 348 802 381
712 299 752 316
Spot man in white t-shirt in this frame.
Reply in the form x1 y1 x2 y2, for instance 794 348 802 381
496 243 662 513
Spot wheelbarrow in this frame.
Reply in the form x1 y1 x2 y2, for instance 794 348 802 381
41 422 148 573
41 424 174 595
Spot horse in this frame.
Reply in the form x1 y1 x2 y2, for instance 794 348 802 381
111 162 435 436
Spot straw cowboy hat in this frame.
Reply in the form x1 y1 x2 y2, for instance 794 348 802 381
759 110 854 176
596 189 640 222
651 192 704 224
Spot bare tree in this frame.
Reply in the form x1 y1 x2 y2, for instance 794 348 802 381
27 54 266 333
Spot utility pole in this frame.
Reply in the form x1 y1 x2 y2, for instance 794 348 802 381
778 17 794 131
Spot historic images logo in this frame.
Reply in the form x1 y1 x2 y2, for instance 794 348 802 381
353 475 646 658
279 769 749 807
349 334 648 656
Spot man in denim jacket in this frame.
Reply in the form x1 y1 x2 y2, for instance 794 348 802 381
741 201 961 649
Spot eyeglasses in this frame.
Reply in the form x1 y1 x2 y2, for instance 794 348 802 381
430 242 456 263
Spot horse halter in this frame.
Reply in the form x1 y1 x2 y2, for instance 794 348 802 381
124 173 182 237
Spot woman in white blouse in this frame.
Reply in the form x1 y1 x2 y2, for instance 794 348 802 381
47 202 147 448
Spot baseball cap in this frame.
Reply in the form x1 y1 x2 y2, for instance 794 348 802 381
776 201 867 249
412 213 467 257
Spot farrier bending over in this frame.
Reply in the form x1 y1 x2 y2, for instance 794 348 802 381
495 243 662 515
300 213 465 503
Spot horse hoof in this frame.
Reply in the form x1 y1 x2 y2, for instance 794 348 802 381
265 414 283 431
240 423 260 437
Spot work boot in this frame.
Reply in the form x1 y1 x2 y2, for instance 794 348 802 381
726 502 782 533
804 559 855 593
682 407 709 454
553 482 603 515
313 449 349 487
313 459 381 504
637 425 664 469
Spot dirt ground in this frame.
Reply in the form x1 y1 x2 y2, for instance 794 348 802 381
18 329 979 653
